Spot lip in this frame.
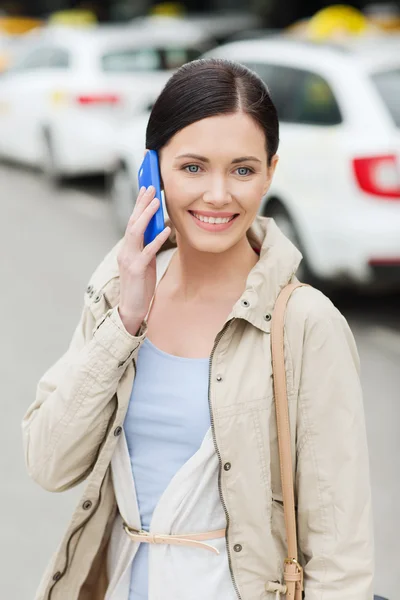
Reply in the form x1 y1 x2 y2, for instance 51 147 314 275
189 210 238 218
188 210 239 232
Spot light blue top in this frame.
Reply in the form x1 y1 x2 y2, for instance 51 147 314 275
124 336 211 600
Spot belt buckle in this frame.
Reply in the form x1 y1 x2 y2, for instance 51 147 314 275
123 523 147 536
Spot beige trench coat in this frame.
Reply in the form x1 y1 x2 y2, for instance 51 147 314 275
22 216 374 600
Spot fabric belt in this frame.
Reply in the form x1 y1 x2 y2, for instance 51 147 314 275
123 522 226 555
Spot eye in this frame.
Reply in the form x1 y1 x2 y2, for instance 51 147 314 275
184 164 200 174
235 167 253 176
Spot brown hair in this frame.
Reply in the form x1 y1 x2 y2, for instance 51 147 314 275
146 57 279 166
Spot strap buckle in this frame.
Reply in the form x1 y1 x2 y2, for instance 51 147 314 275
284 558 304 591
284 557 301 567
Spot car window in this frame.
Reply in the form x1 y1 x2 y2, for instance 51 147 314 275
102 48 161 72
47 48 70 69
15 47 51 70
371 68 400 128
101 47 202 73
162 47 202 69
243 62 293 121
11 46 70 71
244 62 342 126
291 70 342 125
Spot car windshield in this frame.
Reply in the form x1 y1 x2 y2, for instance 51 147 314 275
101 46 202 72
371 67 400 128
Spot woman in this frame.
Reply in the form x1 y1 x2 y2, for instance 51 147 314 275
22 59 374 600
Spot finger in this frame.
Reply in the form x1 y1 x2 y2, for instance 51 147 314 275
134 197 162 239
142 226 172 265
127 186 156 228
137 186 146 202
126 186 146 225
125 196 161 252
135 185 155 211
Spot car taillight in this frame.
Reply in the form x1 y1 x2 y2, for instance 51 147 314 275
76 94 120 106
352 155 400 199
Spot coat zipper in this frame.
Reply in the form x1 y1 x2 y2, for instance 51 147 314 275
208 319 242 600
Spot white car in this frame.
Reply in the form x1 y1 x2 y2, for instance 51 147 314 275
109 36 400 290
0 23 213 183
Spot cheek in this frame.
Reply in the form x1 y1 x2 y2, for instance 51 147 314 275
164 172 201 205
162 174 188 220
234 178 266 207
162 173 180 203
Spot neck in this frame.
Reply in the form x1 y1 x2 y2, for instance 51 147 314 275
169 234 259 302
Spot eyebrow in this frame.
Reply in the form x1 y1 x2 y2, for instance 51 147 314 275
175 153 262 164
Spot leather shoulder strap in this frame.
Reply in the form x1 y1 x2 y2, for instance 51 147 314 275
271 282 308 598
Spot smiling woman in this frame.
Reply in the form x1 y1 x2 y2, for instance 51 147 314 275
22 57 374 600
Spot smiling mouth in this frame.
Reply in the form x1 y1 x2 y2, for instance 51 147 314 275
189 211 239 224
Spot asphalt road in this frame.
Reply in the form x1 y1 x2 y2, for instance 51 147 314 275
0 164 398 599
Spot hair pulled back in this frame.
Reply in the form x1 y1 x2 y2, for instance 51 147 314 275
146 58 279 166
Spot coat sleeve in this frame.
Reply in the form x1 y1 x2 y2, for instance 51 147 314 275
21 299 146 493
295 301 374 599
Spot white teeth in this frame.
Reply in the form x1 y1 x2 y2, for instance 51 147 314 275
192 212 234 224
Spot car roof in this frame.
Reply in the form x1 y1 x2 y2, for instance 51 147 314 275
13 24 211 69
37 22 213 51
9 23 214 74
211 35 400 73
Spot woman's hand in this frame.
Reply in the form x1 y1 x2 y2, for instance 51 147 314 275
117 185 171 335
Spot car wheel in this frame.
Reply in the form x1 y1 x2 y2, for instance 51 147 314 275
41 130 62 187
265 202 312 284
110 163 136 235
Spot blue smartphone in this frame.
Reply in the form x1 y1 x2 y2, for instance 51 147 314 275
138 150 165 246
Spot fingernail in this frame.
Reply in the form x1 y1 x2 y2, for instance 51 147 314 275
147 185 155 192
140 186 146 193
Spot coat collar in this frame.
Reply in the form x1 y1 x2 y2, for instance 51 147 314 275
229 216 302 333
94 216 302 334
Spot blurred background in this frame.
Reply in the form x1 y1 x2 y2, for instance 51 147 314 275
0 1 398 598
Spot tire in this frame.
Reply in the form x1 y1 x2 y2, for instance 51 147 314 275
265 202 313 284
41 130 62 187
109 163 136 235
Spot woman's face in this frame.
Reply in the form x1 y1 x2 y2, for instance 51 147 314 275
159 112 278 254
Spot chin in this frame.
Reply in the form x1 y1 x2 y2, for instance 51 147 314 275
182 230 244 254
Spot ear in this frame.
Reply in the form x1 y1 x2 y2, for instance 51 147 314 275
262 154 279 196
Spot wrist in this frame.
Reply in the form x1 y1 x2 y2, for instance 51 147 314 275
117 306 146 337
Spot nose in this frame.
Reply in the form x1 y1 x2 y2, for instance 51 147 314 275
202 175 232 207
